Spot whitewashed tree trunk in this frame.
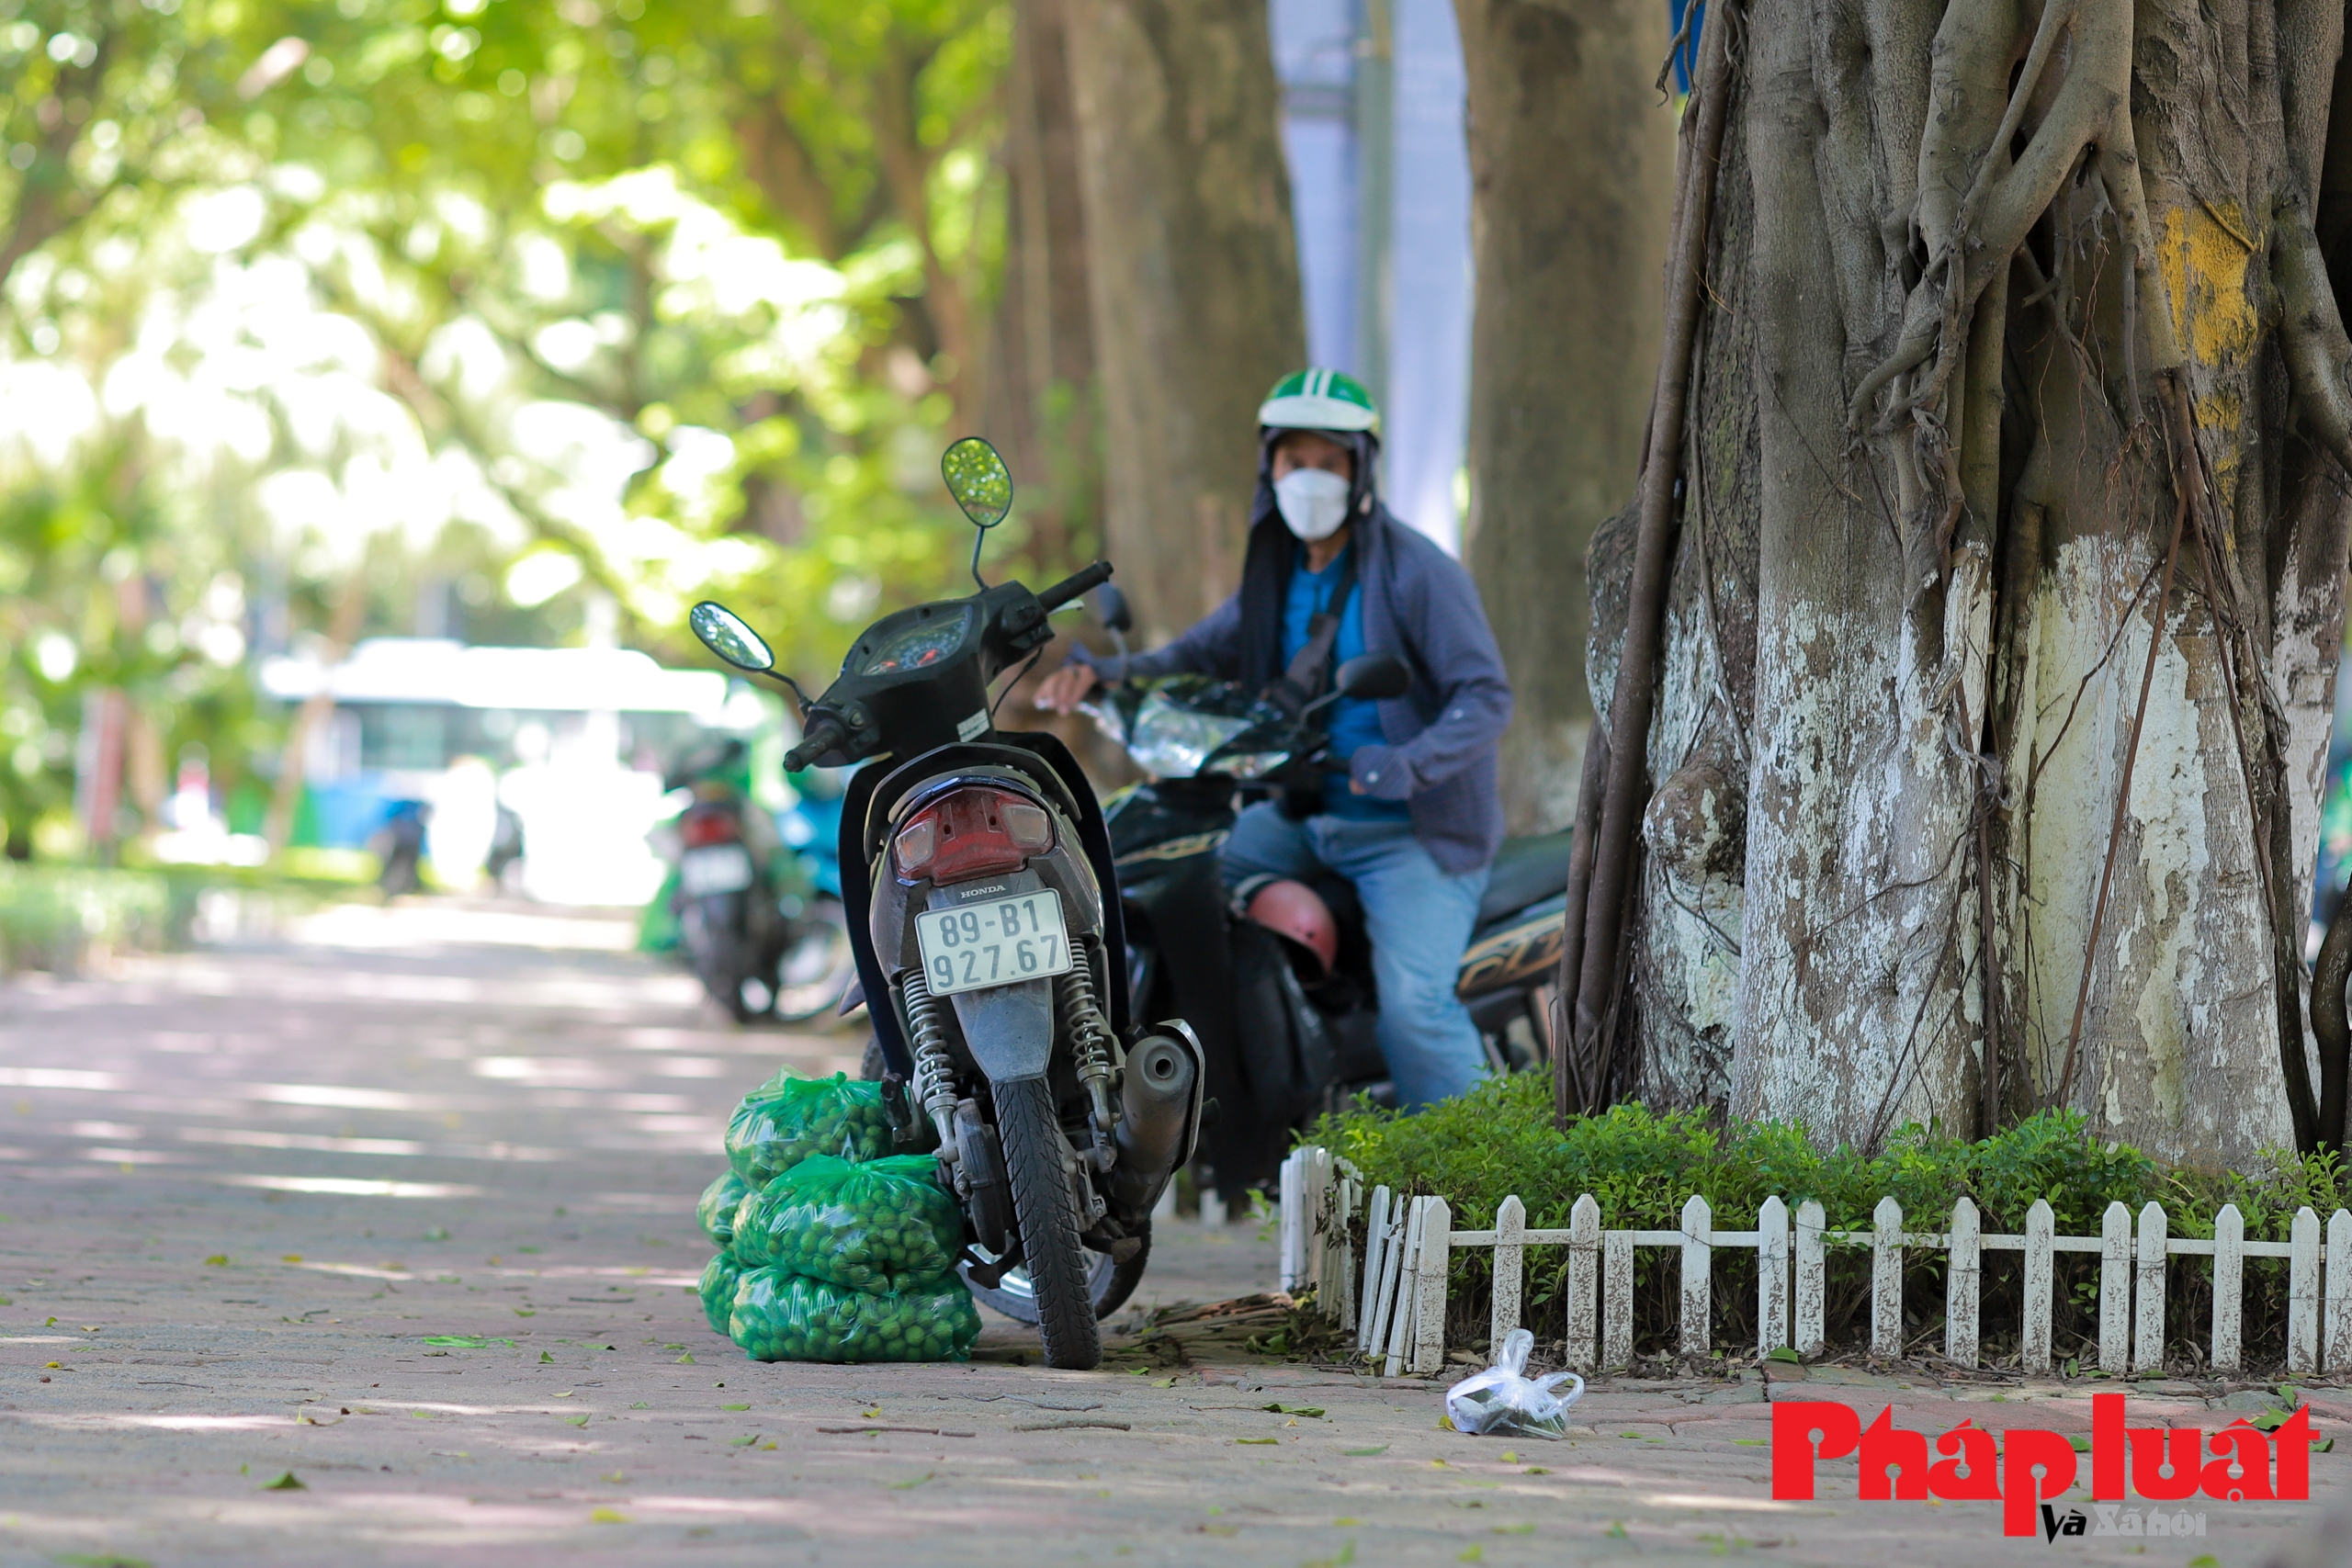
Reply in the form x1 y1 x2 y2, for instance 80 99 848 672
1584 0 2352 1165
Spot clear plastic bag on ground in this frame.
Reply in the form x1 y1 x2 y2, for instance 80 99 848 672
1443 1328 1584 1440
724 1071 892 1186
727 1265 980 1363
698 1251 742 1337
730 1153 963 1292
697 1169 751 1249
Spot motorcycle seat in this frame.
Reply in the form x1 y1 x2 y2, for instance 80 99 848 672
1477 829 1577 926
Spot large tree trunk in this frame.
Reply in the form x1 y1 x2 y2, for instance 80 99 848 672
989 0 1102 569
1457 0 1675 835
1578 0 2352 1167
1062 0 1306 641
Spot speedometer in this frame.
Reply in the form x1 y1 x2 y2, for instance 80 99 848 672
858 606 974 674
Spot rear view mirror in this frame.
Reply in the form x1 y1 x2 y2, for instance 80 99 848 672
941 437 1012 529
1094 582 1133 634
690 601 775 673
1335 652 1409 701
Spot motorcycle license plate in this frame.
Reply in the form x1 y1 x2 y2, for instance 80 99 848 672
914 889 1073 997
681 843 755 896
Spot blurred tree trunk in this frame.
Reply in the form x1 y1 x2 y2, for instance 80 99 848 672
1573 0 2352 1168
989 0 1102 569
1456 0 1674 834
1062 0 1306 641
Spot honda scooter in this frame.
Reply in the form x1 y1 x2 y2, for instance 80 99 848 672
688 437 1204 1371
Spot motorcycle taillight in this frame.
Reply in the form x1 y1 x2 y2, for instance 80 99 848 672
894 787 1054 881
682 810 740 848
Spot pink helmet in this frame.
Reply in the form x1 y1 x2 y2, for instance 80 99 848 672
1244 878 1340 976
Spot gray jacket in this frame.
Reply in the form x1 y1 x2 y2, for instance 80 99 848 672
1078 501 1511 875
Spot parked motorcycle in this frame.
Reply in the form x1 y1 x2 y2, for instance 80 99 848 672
1082 593 1573 1208
654 738 855 1025
687 436 1204 1371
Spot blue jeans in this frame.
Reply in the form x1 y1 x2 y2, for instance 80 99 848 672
1220 803 1490 1110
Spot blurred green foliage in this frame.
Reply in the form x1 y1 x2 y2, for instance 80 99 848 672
0 0 1069 856
1316 1072 2352 1371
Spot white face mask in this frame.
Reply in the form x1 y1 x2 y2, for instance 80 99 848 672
1274 467 1351 542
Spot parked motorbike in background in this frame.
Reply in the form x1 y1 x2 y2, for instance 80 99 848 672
649 738 854 1024
688 437 1203 1371
1081 587 1572 1210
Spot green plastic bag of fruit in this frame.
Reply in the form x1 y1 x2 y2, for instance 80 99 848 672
724 1071 892 1187
698 1252 741 1337
697 1169 751 1250
728 1265 980 1363
731 1154 964 1292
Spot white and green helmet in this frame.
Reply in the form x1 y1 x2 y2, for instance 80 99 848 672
1258 367 1380 436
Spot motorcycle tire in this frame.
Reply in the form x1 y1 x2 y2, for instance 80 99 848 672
854 1037 1147 1325
961 1223 1149 1325
991 1077 1102 1370
769 899 855 1024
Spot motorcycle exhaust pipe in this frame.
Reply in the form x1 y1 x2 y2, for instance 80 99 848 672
1108 1031 1199 1216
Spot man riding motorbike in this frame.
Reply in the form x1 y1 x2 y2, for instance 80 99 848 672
1035 368 1512 1109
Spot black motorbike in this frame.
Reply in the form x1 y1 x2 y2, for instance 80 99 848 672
1081 589 1573 1209
688 437 1204 1371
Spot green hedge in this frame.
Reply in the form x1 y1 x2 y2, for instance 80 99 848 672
1306 1071 2352 1372
0 863 179 971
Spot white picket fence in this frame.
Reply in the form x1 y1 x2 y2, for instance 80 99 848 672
1274 1145 2352 1379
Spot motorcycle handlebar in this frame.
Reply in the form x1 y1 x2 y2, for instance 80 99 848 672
784 714 846 773
1035 560 1113 614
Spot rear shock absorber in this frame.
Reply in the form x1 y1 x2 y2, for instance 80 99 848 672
1056 952 1120 1168
900 969 962 1157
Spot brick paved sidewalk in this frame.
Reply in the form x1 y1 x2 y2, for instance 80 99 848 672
0 912 2339 1566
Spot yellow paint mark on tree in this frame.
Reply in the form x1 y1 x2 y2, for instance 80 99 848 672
2160 202 2260 372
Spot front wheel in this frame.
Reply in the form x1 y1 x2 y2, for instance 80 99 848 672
991 1077 1101 1370
769 898 854 1023
961 1224 1150 1325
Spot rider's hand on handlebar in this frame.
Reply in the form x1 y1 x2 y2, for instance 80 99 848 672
1034 660 1100 715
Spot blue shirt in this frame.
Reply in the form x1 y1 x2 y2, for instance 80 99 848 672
1283 547 1410 822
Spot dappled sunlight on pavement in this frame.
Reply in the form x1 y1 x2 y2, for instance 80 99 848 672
0 903 2335 1564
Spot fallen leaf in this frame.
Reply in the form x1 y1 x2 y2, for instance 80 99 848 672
258 1472 305 1491
420 1336 514 1349
514 1308 535 1317
589 1507 628 1525
1732 1438 1768 1448
888 1472 934 1489
1151 1378 1175 1388
1494 1524 1536 1535
554 1391 573 1398
1438 1416 1456 1431
721 1404 750 1411
1498 1450 1517 1463
51 1554 152 1568
1604 1521 1628 1540
1766 1346 1802 1364
1236 1437 1278 1445
411 1411 435 1420
1524 1467 1549 1475
539 1351 555 1364
203 1256 229 1267
675 1352 695 1364
630 1401 650 1409
1458 1548 1484 1563
1261 1403 1325 1417
602 1471 626 1483
280 1255 301 1263
1340 1446 1387 1457
565 1416 591 1427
